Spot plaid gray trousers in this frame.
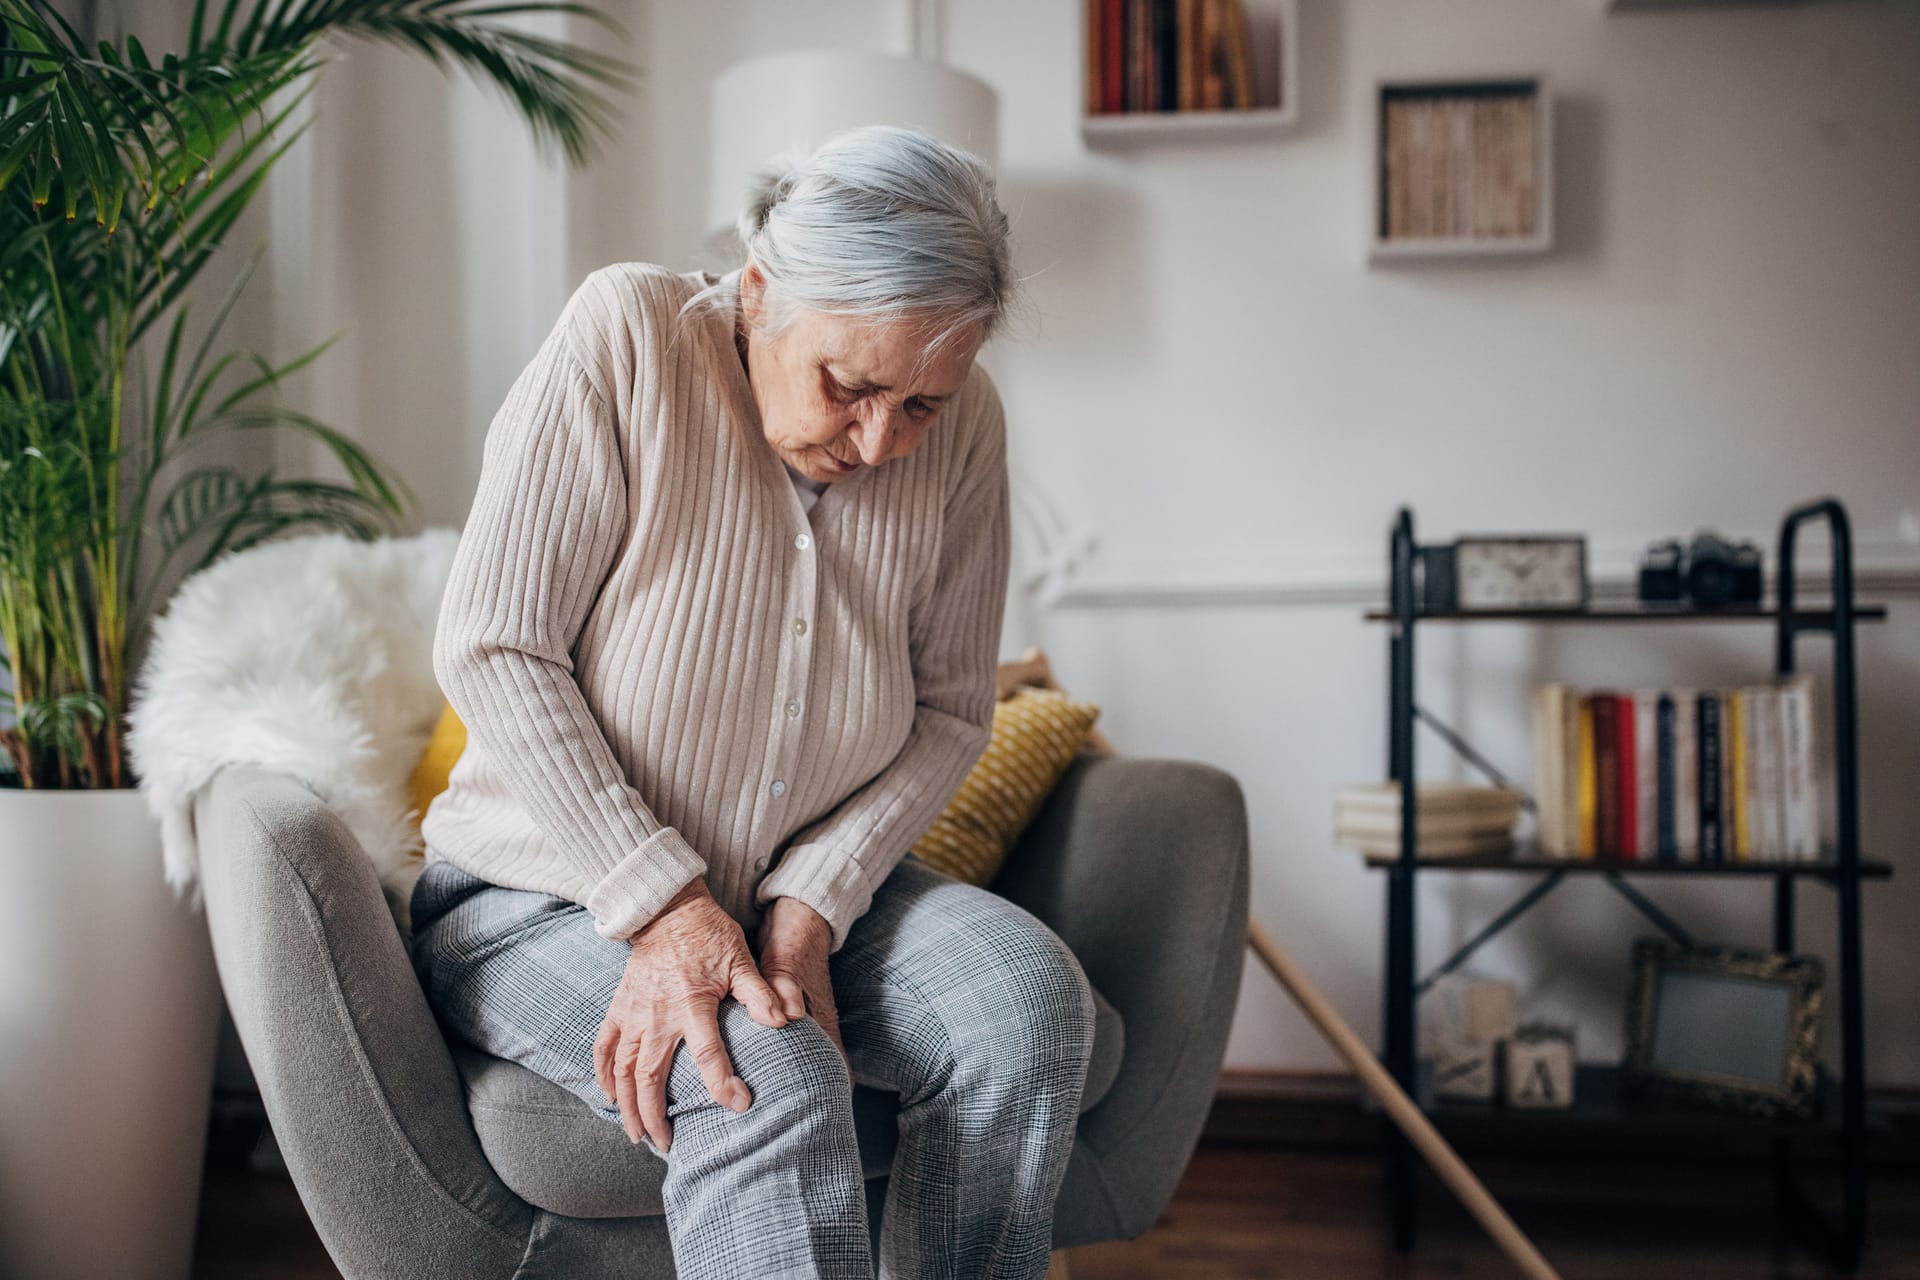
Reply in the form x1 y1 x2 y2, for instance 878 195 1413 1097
409 853 1095 1280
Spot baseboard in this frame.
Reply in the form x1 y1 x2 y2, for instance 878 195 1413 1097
1204 1069 1920 1167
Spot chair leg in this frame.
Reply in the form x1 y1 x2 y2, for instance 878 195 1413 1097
1046 1251 1073 1279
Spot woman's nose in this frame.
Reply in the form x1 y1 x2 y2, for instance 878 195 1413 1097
850 404 899 465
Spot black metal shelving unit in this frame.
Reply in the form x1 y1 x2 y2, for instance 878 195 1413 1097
1369 497 1890 1274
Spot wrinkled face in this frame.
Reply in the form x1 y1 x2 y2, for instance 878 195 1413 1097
737 260 983 485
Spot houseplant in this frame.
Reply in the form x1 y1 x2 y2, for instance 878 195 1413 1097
0 3 633 1276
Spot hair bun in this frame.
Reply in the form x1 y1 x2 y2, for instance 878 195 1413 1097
736 160 797 246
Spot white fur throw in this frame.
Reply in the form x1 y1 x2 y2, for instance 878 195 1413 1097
126 528 460 925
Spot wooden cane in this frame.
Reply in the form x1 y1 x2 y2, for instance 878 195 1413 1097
1247 921 1562 1280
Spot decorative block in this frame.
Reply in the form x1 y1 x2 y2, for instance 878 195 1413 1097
1505 1024 1577 1108
1432 1037 1500 1102
1429 974 1517 1047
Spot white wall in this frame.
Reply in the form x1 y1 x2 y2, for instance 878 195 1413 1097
270 0 1920 1083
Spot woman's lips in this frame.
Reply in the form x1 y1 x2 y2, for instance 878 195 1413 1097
823 454 856 475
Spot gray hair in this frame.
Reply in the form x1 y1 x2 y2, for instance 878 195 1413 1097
674 124 1025 377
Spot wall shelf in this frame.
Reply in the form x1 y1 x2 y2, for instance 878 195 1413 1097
1370 76 1553 262
1371 497 1886 1273
1080 0 1298 147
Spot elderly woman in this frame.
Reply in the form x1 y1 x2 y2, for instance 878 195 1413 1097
408 125 1095 1280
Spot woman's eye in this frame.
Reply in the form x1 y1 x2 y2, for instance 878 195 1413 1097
908 400 938 420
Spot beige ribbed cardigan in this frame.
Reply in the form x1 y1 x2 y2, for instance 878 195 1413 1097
420 262 1011 952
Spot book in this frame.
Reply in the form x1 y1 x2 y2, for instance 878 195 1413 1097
1337 809 1518 839
1779 673 1815 859
1655 692 1676 861
1752 684 1783 857
1672 689 1699 861
1634 690 1659 860
1615 692 1638 858
1175 0 1197 109
1354 829 1517 862
1531 684 1562 856
1336 781 1525 821
1728 690 1743 859
1384 99 1407 239
1198 0 1224 109
1221 0 1253 108
1087 0 1103 114
1153 0 1178 111
1576 694 1597 857
1592 694 1620 855
1697 691 1723 862
1528 687 1574 855
1102 0 1125 114
1559 684 1583 856
1729 689 1750 860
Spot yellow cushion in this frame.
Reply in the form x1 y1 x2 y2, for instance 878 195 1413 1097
910 687 1102 887
407 701 467 830
404 682 1102 888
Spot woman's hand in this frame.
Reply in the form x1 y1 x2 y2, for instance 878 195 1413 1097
594 879 789 1152
755 896 849 1075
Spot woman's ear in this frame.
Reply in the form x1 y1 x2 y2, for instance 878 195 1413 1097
740 259 765 329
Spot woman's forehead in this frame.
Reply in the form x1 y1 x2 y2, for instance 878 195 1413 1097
808 311 976 390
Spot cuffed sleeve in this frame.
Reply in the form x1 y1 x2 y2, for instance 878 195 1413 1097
753 376 1013 952
432 287 707 942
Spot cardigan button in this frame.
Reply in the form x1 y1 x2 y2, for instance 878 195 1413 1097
769 779 787 798
794 532 812 550
784 700 801 719
792 618 808 637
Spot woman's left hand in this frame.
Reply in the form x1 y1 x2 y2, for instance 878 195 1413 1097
755 897 850 1076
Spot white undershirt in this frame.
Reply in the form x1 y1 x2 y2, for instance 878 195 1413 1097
782 459 831 513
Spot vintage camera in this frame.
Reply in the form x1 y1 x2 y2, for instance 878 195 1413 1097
1638 531 1764 608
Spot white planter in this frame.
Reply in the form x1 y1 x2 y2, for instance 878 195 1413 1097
0 785 222 1280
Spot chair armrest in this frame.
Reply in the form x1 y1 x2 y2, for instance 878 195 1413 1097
990 753 1250 1240
195 766 531 1278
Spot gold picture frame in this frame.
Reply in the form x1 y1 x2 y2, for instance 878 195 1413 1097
1622 939 1824 1119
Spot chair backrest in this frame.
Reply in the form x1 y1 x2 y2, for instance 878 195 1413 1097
194 765 531 1279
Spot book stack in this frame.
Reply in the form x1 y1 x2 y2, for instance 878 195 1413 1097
1381 89 1538 240
1530 675 1823 863
1086 0 1263 114
1335 782 1524 862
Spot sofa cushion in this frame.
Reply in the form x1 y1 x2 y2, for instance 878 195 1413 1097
457 981 1126 1219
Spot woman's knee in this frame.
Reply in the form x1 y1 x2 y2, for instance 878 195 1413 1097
924 898 1097 1077
677 1000 853 1124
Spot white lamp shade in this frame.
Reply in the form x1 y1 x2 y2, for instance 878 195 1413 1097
706 48 1000 250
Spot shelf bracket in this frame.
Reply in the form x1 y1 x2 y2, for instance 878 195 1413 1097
1414 871 1567 996
1413 704 1539 814
1600 872 1695 949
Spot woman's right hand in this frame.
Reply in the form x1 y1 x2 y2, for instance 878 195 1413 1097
593 878 789 1152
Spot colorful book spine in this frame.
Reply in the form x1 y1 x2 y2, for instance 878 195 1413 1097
1634 691 1659 861
1672 689 1698 862
1729 690 1750 860
1655 693 1676 861
1576 695 1597 858
1697 691 1723 863
1592 694 1620 855
1755 685 1784 857
1103 0 1125 113
1779 674 1815 859
1728 690 1743 859
1615 693 1637 859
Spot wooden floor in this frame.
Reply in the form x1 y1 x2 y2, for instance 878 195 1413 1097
193 1142 1920 1279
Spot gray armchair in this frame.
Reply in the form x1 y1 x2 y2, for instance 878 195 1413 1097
196 751 1249 1277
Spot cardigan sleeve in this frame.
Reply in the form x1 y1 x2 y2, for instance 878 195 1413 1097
432 289 708 943
752 373 1012 952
